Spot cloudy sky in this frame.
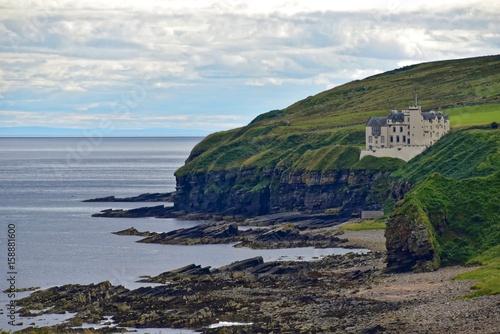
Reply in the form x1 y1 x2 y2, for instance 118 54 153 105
1 0 499 135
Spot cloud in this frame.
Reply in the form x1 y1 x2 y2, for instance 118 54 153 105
0 0 499 133
0 110 249 131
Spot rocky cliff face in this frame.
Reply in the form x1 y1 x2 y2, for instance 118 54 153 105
174 168 393 219
385 202 440 272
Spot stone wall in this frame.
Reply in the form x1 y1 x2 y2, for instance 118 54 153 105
360 146 427 162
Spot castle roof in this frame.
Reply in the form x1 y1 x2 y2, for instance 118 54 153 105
388 112 405 123
366 117 388 127
421 111 450 122
367 110 450 127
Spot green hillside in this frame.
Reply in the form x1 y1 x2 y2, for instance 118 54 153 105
385 126 500 294
393 127 500 262
177 55 500 177
392 126 500 182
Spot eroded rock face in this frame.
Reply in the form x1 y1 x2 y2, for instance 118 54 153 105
385 213 439 273
175 168 393 218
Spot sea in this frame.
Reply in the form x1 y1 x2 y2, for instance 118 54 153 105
0 137 364 332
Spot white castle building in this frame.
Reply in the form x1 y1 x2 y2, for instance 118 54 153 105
360 98 450 162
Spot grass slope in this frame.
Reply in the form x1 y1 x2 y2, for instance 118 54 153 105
390 127 500 294
392 126 500 182
448 104 500 127
339 219 386 231
177 54 500 177
455 245 500 297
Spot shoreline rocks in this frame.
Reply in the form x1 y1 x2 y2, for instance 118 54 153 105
92 205 178 218
113 221 349 250
17 252 387 333
83 192 174 202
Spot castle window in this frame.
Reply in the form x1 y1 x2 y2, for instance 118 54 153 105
369 136 373 143
408 139 411 145
393 127 396 133
390 136 394 143
396 136 400 143
403 135 406 142
381 136 385 143
400 126 403 132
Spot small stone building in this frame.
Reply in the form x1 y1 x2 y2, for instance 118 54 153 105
360 100 450 162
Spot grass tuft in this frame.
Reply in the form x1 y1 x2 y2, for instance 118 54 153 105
339 219 386 231
454 245 500 298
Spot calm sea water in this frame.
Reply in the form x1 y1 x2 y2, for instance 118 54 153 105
0 137 363 332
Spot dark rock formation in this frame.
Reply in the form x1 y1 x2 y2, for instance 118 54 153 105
385 203 439 272
175 168 393 218
84 192 174 202
138 221 241 245
17 252 386 333
113 227 151 237
218 256 264 272
112 219 347 250
92 205 177 218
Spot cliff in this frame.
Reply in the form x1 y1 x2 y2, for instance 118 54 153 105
175 166 399 218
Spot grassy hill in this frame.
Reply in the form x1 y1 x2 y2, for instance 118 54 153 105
177 55 500 177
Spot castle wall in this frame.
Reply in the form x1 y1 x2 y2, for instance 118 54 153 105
359 146 427 162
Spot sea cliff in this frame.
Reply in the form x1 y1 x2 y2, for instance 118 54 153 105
175 168 396 218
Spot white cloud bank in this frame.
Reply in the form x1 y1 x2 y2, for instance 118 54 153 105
0 0 499 133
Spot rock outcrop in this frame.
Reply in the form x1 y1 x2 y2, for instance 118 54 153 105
138 221 241 245
83 192 174 202
112 219 348 249
175 168 393 218
92 205 177 218
385 202 440 272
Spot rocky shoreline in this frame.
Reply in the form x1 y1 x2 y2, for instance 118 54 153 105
83 192 174 203
113 220 349 249
14 221 499 334
13 196 497 333
17 251 386 333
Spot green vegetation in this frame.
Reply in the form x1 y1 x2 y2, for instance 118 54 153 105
339 219 386 231
455 245 500 298
396 170 500 265
447 104 500 127
392 127 500 182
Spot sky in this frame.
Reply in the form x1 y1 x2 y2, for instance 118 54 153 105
1 0 499 135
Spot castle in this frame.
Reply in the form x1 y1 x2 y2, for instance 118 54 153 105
360 97 450 162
